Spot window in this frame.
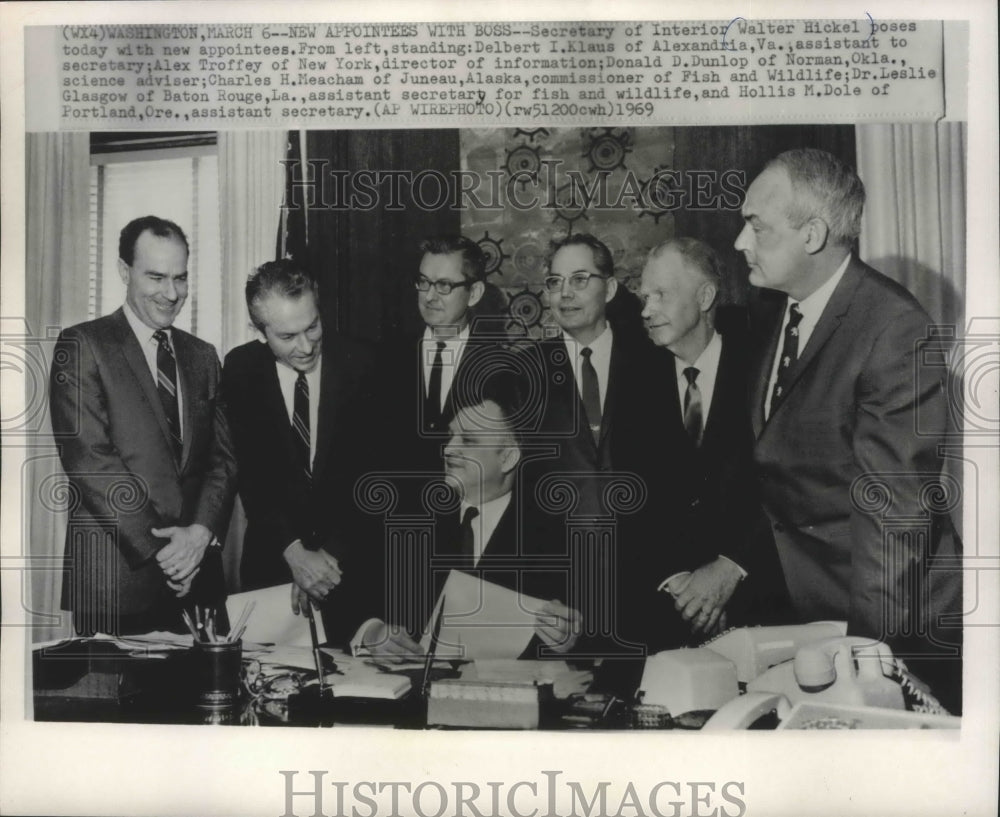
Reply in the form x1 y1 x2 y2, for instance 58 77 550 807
89 134 222 354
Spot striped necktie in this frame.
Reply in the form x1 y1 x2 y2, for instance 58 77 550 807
152 330 182 458
292 370 311 484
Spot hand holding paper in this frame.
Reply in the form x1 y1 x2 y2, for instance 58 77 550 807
534 599 582 654
361 621 424 658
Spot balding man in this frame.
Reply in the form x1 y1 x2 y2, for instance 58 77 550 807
736 148 961 710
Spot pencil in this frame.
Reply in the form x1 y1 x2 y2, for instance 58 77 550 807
181 609 199 641
229 601 255 643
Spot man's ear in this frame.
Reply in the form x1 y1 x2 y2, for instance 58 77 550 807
698 281 718 313
117 258 131 286
468 280 486 308
802 217 830 255
604 275 619 303
499 444 521 475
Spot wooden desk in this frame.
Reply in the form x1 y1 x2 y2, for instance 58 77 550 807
32 639 637 729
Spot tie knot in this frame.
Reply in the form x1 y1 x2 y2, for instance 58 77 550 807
296 370 307 384
788 303 804 326
580 347 593 360
683 366 700 386
153 329 171 349
462 506 479 526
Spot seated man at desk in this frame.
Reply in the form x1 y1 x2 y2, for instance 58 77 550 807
357 381 582 659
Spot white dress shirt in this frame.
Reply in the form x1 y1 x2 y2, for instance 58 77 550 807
562 324 613 410
351 490 513 653
275 354 322 468
674 329 722 429
661 328 745 588
123 301 183 438
765 254 851 419
461 491 512 568
422 324 470 414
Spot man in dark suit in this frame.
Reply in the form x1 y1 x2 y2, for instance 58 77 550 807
221 260 378 644
358 387 581 658
378 236 491 477
631 237 781 650
736 148 961 708
530 233 658 513
49 216 237 636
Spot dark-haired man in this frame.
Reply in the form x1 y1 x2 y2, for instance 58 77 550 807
379 235 504 484
50 216 236 635
221 260 379 643
360 389 581 658
532 233 659 515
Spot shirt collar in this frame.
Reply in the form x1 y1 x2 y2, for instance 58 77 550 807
793 253 851 323
674 328 721 380
461 490 511 538
122 301 167 345
423 324 470 345
561 323 613 356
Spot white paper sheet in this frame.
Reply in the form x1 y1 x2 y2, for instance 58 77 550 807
419 570 548 660
225 583 326 647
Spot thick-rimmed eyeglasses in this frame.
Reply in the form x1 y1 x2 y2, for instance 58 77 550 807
543 272 607 293
414 275 474 295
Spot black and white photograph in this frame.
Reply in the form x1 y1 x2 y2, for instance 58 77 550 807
2 2 997 816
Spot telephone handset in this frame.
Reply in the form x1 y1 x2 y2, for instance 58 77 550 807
703 636 905 729
747 636 904 708
702 621 848 683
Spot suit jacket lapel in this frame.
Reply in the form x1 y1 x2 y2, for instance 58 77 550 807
763 261 862 428
171 330 196 470
751 307 782 438
702 333 733 449
478 495 517 563
312 343 343 482
258 349 298 474
599 335 619 445
112 309 178 469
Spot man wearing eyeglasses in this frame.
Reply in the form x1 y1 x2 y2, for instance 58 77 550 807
413 235 488 437
531 233 660 518
378 235 510 491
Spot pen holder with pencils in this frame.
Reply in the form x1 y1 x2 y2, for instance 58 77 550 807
192 639 242 709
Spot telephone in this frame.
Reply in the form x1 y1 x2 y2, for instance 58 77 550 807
703 636 956 729
637 621 847 716
701 621 847 683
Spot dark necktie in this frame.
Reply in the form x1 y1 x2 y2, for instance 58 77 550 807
425 340 445 430
580 347 602 445
682 366 703 444
459 506 479 567
292 370 311 484
152 330 182 458
770 303 804 415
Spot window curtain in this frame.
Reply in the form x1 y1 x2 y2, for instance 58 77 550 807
856 122 967 534
24 133 91 642
217 131 289 354
856 122 966 328
216 131 288 589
